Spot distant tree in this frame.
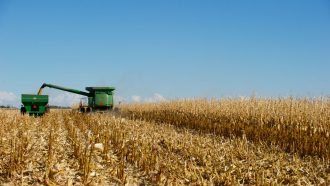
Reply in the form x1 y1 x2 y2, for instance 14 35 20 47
0 105 14 109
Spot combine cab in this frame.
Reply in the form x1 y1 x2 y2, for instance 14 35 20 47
21 94 49 116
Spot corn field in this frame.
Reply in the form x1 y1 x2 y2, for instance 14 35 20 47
0 98 329 185
120 98 330 160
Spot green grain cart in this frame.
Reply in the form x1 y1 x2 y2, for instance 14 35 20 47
21 94 49 116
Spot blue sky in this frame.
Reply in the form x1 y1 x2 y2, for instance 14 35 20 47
0 0 329 106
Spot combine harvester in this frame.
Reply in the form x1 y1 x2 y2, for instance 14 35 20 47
21 83 115 116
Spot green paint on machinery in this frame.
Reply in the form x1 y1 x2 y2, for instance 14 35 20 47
21 94 49 116
21 83 115 116
37 83 115 112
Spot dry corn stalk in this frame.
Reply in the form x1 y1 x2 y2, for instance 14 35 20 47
0 105 329 185
120 97 330 160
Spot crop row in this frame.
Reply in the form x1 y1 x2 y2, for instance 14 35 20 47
0 110 329 185
119 98 330 160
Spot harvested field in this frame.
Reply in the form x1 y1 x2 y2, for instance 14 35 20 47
0 98 329 185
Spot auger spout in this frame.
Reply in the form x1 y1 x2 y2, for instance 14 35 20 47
37 83 91 96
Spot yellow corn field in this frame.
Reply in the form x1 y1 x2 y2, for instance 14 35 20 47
120 98 330 160
0 97 329 185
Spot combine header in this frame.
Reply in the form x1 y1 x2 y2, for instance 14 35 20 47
21 83 115 116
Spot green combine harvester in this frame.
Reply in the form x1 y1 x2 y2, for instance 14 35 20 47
21 83 115 116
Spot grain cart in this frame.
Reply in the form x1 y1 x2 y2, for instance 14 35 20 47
38 83 115 112
21 94 49 116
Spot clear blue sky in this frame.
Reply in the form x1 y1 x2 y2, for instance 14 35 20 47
0 0 329 105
